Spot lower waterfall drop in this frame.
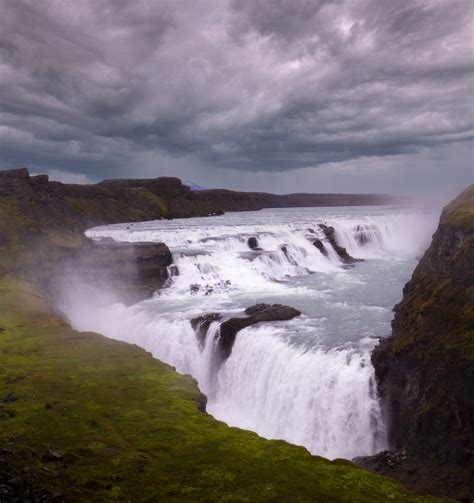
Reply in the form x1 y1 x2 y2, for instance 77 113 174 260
61 205 438 460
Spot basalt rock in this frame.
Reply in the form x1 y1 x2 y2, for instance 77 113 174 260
87 241 173 300
218 304 301 360
247 237 262 250
0 444 59 502
318 224 363 264
49 240 174 304
312 238 328 257
369 184 474 501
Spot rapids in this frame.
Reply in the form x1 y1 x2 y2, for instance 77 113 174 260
60 205 438 459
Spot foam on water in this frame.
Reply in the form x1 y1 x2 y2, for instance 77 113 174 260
62 206 438 459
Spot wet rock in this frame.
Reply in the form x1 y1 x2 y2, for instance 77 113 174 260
318 224 363 264
219 304 301 360
190 284 200 294
168 265 179 277
312 238 328 257
247 237 262 250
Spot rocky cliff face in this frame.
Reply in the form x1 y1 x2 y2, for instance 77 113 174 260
370 184 474 500
0 167 408 234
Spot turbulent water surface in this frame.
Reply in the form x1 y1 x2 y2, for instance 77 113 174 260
62 206 438 460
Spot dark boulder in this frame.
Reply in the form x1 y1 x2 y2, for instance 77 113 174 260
219 304 301 360
318 224 363 264
312 238 328 257
247 237 262 250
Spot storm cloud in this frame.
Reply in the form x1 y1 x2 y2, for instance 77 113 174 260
0 0 473 191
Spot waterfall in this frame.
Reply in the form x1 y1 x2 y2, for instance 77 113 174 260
61 207 437 460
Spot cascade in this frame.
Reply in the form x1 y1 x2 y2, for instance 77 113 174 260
61 207 436 459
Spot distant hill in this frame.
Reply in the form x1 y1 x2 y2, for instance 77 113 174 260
0 167 413 234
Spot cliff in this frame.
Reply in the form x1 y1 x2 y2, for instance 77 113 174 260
0 167 407 233
368 184 474 500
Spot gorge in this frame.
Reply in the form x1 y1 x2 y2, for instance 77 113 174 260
0 168 472 501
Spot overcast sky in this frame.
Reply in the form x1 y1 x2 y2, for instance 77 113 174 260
1 0 473 194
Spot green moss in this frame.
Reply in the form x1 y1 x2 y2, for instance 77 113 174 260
127 188 169 217
0 279 445 502
63 196 106 219
441 184 474 227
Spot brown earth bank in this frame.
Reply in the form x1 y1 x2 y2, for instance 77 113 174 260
355 184 474 502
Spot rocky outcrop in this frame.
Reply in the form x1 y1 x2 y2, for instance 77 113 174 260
367 184 474 501
312 238 329 257
247 237 261 250
318 224 363 264
55 240 174 303
218 304 301 360
190 304 301 361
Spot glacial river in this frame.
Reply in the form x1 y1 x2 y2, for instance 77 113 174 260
61 205 438 459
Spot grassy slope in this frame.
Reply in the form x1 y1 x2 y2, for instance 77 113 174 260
0 280 444 502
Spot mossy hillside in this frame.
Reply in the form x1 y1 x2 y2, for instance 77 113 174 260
370 184 473 500
440 184 474 227
0 198 41 273
388 184 474 363
63 188 170 225
0 279 444 502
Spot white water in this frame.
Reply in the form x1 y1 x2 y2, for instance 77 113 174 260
60 205 438 460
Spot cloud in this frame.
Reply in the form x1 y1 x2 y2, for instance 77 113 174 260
0 0 472 188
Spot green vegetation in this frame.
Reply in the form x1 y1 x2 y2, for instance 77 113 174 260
0 279 444 502
370 184 473 501
441 184 474 227
389 184 474 363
